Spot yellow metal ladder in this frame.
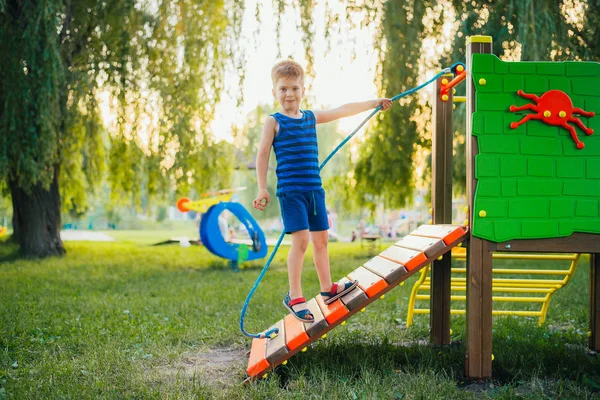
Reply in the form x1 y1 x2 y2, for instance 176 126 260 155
406 248 581 326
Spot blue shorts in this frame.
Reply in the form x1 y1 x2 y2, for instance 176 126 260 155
278 189 329 234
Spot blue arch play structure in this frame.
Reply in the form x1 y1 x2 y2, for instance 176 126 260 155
200 202 268 270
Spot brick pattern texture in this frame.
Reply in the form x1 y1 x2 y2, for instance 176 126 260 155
472 54 600 241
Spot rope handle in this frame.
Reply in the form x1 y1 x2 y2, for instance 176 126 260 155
240 62 466 339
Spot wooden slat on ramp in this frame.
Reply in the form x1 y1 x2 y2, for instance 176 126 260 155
395 235 446 258
316 294 348 325
265 320 287 364
363 256 408 284
304 298 328 338
379 246 427 271
284 313 310 352
340 285 369 311
246 224 469 380
247 338 269 377
411 225 466 245
347 266 388 298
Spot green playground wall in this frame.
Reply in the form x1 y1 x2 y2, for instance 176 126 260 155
471 54 600 242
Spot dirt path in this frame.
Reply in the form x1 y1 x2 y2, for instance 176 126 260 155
60 231 115 241
154 347 247 389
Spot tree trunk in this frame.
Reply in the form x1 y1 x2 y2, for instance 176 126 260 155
9 165 65 258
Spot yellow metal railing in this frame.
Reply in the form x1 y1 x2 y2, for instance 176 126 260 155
406 248 580 326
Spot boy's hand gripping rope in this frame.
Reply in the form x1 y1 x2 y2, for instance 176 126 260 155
240 62 466 339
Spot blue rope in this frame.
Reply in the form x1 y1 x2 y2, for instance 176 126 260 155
240 62 466 339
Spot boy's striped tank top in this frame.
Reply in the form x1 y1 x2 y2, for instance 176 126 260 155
271 110 322 196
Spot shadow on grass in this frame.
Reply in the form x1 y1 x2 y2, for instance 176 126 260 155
0 240 21 262
274 338 466 386
205 261 281 272
177 260 271 274
269 330 600 390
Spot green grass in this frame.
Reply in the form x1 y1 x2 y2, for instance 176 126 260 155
1 239 599 399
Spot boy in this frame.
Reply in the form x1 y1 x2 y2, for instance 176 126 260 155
252 60 392 322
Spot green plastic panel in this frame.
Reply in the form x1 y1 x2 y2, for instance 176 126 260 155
471 54 600 242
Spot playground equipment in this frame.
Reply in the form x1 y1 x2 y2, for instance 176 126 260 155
459 36 599 378
240 61 467 343
0 217 7 236
406 248 581 326
177 187 246 214
177 187 267 270
360 234 382 252
244 35 600 380
247 225 468 379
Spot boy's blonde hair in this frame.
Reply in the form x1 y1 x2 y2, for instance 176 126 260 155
271 60 305 87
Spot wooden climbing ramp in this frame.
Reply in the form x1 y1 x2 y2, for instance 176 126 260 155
246 224 469 380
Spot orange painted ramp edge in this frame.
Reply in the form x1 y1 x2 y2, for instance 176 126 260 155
284 313 310 351
398 250 428 271
316 294 348 325
348 266 388 297
442 226 467 245
247 338 270 377
379 246 427 272
412 224 467 246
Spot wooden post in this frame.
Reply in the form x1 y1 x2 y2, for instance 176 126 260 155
430 73 454 345
465 35 494 379
591 254 600 351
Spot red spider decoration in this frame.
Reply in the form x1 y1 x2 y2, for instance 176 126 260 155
509 89 595 149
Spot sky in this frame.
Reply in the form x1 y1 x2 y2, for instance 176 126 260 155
98 0 458 155
96 0 386 156
99 1 586 148
210 0 460 143
210 0 382 142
